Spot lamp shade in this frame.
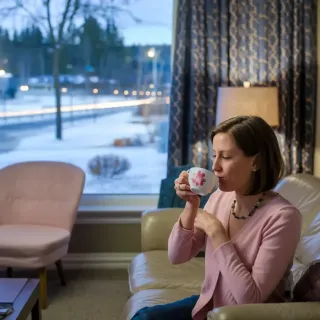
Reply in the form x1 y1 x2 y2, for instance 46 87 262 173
216 87 279 127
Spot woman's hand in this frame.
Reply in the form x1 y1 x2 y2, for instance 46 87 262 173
194 210 229 249
174 171 200 207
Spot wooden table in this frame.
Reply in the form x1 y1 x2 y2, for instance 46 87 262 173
0 278 41 320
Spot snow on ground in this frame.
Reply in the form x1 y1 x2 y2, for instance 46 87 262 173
0 110 168 194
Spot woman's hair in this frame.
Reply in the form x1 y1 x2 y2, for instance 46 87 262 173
210 115 284 195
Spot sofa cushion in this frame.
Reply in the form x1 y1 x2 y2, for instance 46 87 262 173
119 288 199 320
128 251 205 294
274 174 320 236
295 212 320 264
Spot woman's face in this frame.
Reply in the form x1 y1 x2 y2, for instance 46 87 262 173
212 132 257 194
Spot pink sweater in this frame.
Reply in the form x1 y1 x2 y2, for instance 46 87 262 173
168 190 302 320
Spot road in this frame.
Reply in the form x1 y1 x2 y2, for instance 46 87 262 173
0 97 157 153
0 97 157 131
0 106 133 132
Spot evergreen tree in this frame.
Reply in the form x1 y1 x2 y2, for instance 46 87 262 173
0 28 11 72
101 19 126 80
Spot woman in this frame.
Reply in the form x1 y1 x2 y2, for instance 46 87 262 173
132 116 302 320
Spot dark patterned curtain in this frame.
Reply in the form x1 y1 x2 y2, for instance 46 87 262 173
167 0 317 175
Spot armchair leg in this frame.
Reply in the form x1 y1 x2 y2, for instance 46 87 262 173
55 260 66 286
6 267 13 278
39 267 47 309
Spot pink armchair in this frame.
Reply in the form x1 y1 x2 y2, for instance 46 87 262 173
0 161 85 309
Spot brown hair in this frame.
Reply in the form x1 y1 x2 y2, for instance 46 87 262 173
210 115 284 195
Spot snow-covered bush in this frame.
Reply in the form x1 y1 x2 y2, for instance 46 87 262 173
88 154 131 178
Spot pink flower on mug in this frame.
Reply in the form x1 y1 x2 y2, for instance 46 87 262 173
192 170 206 186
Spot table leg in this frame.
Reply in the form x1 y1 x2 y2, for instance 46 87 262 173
31 299 42 320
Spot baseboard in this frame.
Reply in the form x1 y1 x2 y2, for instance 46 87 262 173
58 252 137 270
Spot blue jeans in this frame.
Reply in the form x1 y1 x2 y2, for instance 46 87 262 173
131 295 199 320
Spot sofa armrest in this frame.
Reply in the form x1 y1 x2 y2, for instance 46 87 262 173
141 208 182 252
207 302 320 320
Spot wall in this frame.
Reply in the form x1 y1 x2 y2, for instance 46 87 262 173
69 223 141 253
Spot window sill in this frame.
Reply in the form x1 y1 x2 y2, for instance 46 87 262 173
77 194 159 224
79 194 159 212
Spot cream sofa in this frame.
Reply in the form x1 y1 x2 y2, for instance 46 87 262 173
120 174 320 320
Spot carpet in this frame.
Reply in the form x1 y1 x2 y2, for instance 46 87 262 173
0 268 129 320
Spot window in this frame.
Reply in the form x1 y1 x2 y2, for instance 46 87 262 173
0 0 173 195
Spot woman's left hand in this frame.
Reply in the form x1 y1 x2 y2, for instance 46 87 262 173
194 210 229 247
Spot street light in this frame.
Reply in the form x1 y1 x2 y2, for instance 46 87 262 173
147 48 156 58
92 88 99 122
0 70 5 76
147 48 158 91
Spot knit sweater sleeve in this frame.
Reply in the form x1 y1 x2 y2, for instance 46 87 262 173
168 193 219 264
212 206 302 304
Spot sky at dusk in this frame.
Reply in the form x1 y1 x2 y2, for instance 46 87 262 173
118 0 174 45
0 0 174 46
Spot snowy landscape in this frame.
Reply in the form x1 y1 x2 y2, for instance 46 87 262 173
0 92 169 194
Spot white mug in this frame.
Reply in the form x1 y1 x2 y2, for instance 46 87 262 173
188 167 218 196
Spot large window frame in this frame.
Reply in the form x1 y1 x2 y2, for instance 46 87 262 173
78 0 177 213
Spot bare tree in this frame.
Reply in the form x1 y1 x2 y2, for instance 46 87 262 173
0 0 140 139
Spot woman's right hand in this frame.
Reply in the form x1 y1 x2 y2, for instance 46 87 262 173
174 171 200 208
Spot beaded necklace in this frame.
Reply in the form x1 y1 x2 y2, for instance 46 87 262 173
231 192 266 220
